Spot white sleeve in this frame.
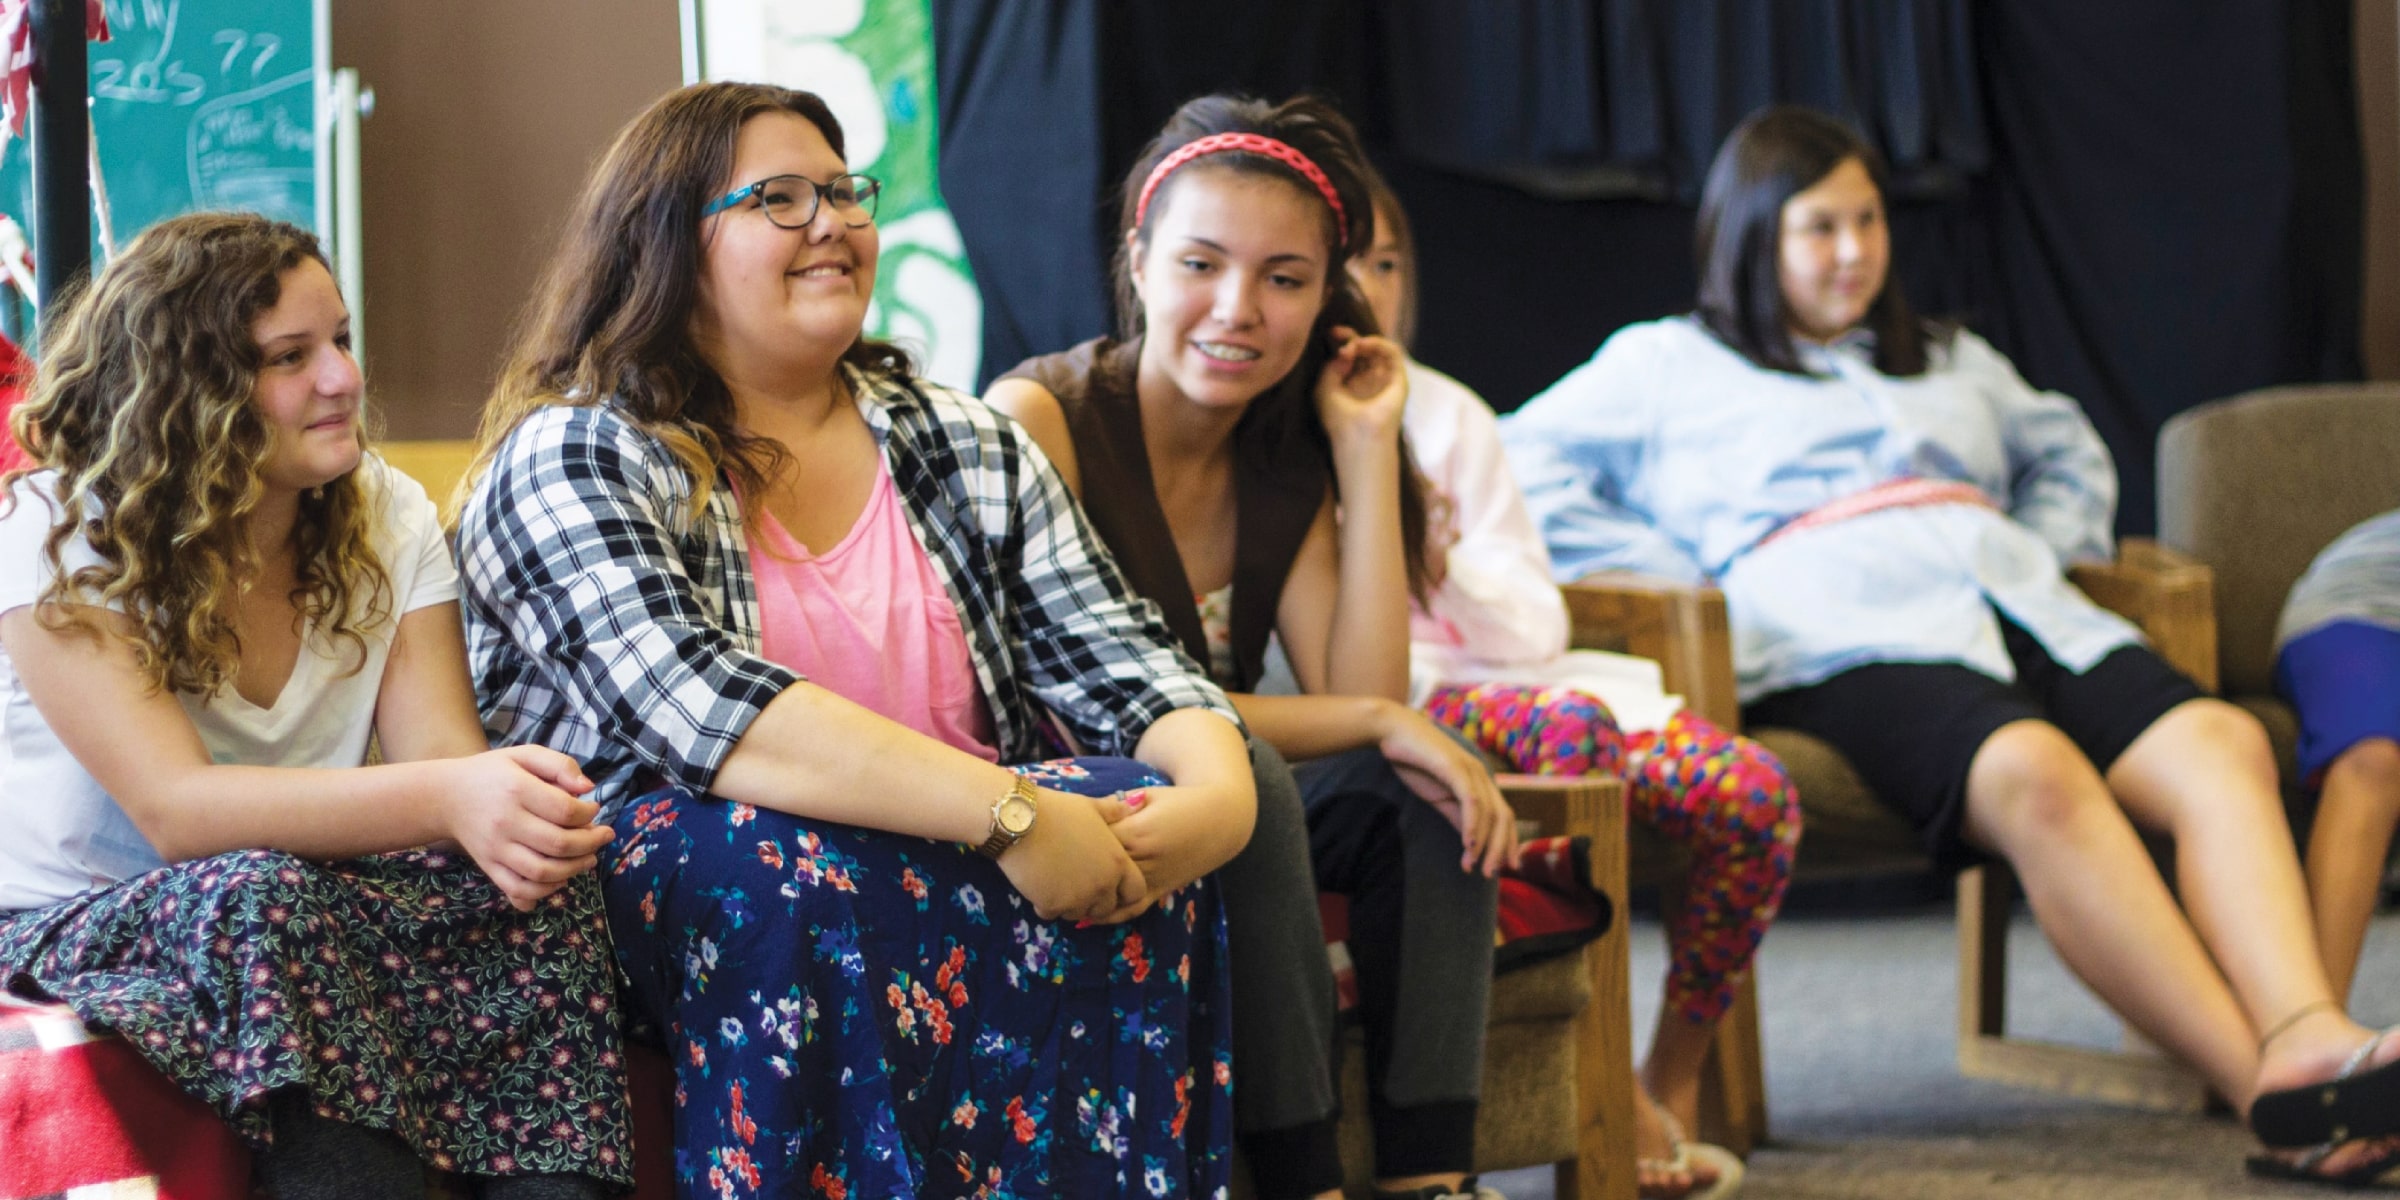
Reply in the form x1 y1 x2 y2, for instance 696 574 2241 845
1959 332 2118 566
1500 329 1713 585
0 474 83 614
1409 367 1569 666
365 456 460 614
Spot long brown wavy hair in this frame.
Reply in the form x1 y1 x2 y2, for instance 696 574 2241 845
3 211 389 695
469 81 912 517
1109 93 1434 599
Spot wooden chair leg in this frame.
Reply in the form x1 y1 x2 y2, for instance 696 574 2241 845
1956 864 2011 1046
1953 863 2211 1110
1539 780 1638 1200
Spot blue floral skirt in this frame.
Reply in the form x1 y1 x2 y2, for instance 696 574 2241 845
602 757 1233 1199
0 849 634 1184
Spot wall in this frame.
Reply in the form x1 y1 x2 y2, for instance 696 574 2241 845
333 1 682 440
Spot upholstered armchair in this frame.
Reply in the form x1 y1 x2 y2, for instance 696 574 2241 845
2156 383 2400 780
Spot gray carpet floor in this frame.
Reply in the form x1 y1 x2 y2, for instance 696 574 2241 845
1482 906 2400 1199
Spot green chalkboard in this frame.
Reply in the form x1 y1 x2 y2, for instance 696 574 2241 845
0 0 321 287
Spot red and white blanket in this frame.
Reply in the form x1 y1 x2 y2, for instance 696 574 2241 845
0 993 248 1200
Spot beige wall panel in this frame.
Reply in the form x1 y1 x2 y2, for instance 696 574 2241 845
336 1 682 439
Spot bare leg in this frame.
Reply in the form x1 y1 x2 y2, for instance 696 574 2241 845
1637 1010 1721 1196
2102 702 2328 1086
2103 702 2400 1108
1640 1009 1714 1135
2304 738 2400 1001
1960 718 2262 1099
2100 701 2400 1176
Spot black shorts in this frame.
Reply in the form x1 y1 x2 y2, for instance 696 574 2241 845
1741 613 2206 872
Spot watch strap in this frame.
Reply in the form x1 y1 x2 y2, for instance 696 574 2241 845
976 774 1037 858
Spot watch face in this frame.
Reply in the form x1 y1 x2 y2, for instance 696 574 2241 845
998 795 1037 836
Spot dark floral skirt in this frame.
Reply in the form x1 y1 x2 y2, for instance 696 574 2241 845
0 848 635 1186
603 756 1234 1199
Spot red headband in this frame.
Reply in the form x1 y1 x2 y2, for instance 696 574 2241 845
1134 132 1350 245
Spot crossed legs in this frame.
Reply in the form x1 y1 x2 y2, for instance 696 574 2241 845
1963 700 2398 1169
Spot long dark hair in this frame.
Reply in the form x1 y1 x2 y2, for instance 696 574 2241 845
1356 159 1420 349
1109 93 1432 598
1694 105 1943 377
471 81 912 516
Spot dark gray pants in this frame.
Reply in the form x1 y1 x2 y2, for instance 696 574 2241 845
258 1092 605 1199
1221 739 1499 1196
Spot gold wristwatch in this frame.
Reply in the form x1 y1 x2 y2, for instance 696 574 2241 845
976 775 1039 858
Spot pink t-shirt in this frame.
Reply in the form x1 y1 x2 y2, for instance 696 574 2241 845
744 464 999 761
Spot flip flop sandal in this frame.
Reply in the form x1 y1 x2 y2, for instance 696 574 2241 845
1682 1142 1745 1200
1638 1112 1745 1200
2255 1029 2400 1150
2246 1137 2400 1189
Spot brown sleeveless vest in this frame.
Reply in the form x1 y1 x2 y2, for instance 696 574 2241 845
999 338 1328 692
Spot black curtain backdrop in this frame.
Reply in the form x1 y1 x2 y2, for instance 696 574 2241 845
932 0 2362 534
930 0 1114 376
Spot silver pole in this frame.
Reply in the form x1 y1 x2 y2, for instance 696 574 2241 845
331 67 368 368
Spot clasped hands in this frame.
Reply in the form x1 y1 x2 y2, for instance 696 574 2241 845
994 782 1229 926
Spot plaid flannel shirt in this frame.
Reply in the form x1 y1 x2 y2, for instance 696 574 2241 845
456 367 1237 815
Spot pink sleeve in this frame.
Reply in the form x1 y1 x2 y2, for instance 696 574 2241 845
1406 364 1569 667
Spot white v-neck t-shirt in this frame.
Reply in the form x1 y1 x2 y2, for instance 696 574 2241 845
0 456 458 911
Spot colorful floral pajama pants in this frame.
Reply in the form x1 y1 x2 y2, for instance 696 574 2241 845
600 757 1233 1200
1423 684 1800 1023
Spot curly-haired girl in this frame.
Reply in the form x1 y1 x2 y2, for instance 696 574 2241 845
0 212 630 1198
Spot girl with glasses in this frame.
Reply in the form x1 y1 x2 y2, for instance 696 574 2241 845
454 82 1254 1198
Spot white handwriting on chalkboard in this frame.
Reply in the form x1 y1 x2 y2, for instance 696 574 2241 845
93 58 206 106
94 0 209 106
214 30 280 80
189 69 313 226
99 0 172 34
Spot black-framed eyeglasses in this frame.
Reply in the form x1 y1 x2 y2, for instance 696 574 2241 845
701 173 882 229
